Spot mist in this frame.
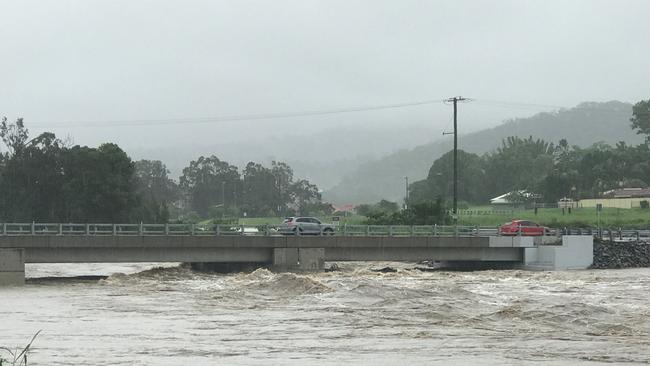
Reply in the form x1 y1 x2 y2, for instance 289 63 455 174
1 0 649 185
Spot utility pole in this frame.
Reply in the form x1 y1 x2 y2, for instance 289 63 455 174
221 181 226 219
444 96 469 225
404 176 409 209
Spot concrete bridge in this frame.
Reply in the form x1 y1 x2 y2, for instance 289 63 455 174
0 223 594 285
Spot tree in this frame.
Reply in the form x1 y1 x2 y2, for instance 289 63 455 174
133 160 179 223
409 150 487 204
271 161 294 215
0 127 66 221
484 136 554 198
61 144 138 222
631 99 650 140
0 117 29 156
179 156 240 217
290 179 321 215
241 162 277 216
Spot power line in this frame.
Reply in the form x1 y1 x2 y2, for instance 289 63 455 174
23 97 611 130
29 98 449 128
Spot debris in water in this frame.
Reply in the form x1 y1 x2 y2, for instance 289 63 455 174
371 266 397 273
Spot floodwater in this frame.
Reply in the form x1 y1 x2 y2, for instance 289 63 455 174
1 263 649 365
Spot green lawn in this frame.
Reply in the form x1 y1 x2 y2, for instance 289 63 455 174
458 207 650 228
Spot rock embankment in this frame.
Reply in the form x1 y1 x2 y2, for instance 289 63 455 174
592 239 650 269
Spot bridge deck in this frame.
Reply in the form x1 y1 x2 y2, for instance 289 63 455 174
0 235 530 263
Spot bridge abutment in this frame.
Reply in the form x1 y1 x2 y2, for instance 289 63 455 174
0 248 25 286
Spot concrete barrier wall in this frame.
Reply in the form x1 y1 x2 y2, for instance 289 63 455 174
0 248 25 286
523 235 593 270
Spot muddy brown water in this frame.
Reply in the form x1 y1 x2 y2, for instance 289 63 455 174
1 263 649 365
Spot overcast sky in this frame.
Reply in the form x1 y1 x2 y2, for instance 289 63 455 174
1 0 649 153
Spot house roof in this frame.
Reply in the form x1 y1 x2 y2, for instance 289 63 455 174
602 187 650 198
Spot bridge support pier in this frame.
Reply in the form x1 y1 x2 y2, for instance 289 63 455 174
273 248 324 271
0 248 25 286
298 248 324 271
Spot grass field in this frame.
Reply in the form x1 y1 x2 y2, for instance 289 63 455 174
458 207 650 228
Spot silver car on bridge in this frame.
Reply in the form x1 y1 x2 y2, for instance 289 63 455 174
277 217 336 235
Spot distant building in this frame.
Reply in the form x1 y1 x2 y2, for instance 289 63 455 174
579 188 650 209
557 198 578 209
490 191 538 207
490 192 514 205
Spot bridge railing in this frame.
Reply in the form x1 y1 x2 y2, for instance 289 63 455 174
0 222 597 237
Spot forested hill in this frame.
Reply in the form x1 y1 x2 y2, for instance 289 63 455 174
323 101 641 204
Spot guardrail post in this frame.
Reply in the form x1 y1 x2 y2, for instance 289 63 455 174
636 231 640 242
240 224 245 236
410 225 414 237
85 224 90 235
58 223 63 236
264 224 268 236
1 223 5 235
365 225 370 236
342 224 347 236
433 224 437 237
31 222 35 235
190 224 195 236
475 225 479 236
618 227 622 240
215 224 220 236
139 222 143 236
112 224 117 236
389 225 393 237
165 223 169 235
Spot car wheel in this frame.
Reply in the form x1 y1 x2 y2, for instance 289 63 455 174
323 228 334 236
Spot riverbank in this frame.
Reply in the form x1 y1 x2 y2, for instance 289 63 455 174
592 239 650 269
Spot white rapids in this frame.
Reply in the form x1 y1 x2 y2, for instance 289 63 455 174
1 263 649 365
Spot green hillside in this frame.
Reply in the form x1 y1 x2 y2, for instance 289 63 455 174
324 101 642 204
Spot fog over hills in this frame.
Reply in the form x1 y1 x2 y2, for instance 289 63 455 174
127 123 442 189
323 101 642 204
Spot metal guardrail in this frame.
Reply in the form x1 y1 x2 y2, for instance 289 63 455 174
0 222 572 237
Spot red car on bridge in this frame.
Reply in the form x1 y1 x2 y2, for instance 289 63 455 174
499 220 550 236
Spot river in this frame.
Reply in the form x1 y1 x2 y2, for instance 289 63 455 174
1 263 649 365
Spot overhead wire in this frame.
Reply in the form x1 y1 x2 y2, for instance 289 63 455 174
24 97 616 129
29 98 449 128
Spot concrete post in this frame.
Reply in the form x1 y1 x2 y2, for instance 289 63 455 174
273 248 299 271
298 248 324 271
0 248 25 286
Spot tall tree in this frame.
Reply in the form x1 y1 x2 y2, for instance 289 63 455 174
179 156 240 216
133 160 178 223
61 143 138 222
631 99 650 140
